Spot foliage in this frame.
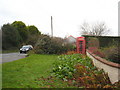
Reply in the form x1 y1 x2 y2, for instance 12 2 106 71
26 25 41 46
88 37 99 49
64 51 77 55
102 45 120 64
84 35 120 48
86 36 120 64
12 21 28 43
35 76 76 88
52 54 95 80
52 54 120 88
2 53 120 88
52 54 79 79
34 34 55 54
2 23 21 50
72 64 112 88
92 49 105 58
27 25 41 35
34 34 74 54
2 54 78 88
2 21 41 50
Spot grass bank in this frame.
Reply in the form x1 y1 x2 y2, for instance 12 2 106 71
2 54 60 88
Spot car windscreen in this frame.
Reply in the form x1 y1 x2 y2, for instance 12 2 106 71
22 46 29 49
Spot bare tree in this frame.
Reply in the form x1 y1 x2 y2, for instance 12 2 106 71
80 22 110 36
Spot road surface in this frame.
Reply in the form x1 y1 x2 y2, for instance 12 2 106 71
0 52 27 64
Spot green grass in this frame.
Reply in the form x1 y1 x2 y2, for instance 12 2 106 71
2 54 67 88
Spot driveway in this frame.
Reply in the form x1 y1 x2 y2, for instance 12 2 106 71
0 52 27 64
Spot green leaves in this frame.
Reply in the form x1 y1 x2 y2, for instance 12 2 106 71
2 23 21 49
27 25 41 35
52 54 84 80
2 21 41 50
34 35 75 54
12 21 28 43
51 54 119 88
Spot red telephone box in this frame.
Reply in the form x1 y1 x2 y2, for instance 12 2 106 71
76 37 86 54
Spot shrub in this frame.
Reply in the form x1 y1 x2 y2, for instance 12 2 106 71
88 37 99 50
102 46 120 64
2 23 21 50
52 54 98 80
73 64 111 88
87 37 120 64
51 54 116 88
34 34 75 54
93 49 105 58
64 51 77 55
52 54 81 79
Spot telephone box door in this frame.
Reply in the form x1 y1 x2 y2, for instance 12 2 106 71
76 37 86 54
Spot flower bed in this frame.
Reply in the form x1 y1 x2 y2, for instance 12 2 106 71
51 54 120 88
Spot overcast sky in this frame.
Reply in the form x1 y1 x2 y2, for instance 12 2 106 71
0 0 119 38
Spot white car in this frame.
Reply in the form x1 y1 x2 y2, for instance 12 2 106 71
20 45 33 53
24 45 33 49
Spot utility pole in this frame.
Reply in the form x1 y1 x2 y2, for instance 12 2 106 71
51 16 53 37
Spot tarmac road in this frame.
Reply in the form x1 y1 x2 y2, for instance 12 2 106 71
0 52 27 64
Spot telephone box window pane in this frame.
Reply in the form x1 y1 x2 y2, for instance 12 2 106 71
80 41 83 52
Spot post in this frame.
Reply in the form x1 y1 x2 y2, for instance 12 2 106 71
51 16 53 37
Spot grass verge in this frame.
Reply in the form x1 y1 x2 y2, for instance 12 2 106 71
2 54 62 88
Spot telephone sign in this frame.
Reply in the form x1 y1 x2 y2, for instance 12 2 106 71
76 37 86 54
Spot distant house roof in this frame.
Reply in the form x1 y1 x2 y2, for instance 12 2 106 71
66 35 76 43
